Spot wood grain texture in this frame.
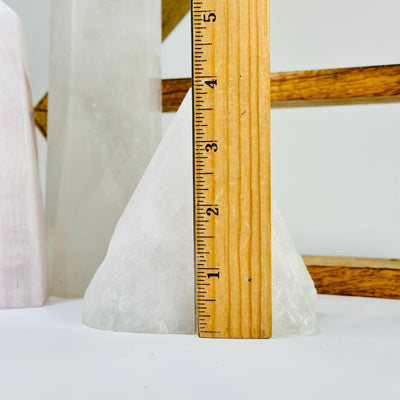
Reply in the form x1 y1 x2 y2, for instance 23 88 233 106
193 0 271 339
304 256 400 300
162 0 191 40
163 65 400 110
162 78 191 112
34 65 400 136
272 65 400 108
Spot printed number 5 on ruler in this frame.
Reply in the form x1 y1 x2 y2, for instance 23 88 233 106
192 0 272 339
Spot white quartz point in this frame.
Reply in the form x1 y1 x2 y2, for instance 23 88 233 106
0 2 48 309
83 90 318 336
83 90 195 334
47 0 161 298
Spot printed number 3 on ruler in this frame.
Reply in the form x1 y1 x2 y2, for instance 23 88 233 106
192 0 272 339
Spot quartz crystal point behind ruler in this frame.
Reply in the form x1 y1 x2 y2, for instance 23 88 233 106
83 90 318 336
0 2 48 309
47 0 161 298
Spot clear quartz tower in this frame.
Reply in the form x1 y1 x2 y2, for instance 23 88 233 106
0 2 48 309
83 91 318 336
47 0 161 297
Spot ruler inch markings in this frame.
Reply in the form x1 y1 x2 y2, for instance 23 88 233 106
192 0 271 339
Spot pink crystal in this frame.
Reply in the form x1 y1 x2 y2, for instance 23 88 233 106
0 1 48 309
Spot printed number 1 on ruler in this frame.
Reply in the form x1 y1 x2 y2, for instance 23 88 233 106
192 0 272 339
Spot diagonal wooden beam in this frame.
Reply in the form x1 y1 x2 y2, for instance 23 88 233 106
304 256 400 300
162 0 191 40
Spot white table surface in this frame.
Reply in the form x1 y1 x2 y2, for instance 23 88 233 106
0 295 399 400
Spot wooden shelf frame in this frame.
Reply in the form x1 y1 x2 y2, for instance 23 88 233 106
34 64 400 136
34 1 400 300
163 64 400 110
304 256 400 300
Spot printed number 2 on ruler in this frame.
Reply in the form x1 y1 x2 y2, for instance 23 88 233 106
192 0 272 339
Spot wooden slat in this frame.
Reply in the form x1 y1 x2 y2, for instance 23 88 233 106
34 65 400 136
162 0 190 40
163 65 400 111
273 65 400 108
162 78 191 112
304 256 400 300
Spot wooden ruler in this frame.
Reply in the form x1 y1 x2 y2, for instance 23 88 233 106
192 0 272 339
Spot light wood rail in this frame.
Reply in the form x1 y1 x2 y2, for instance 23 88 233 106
192 0 272 339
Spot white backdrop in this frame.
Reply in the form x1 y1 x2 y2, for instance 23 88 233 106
5 0 400 259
